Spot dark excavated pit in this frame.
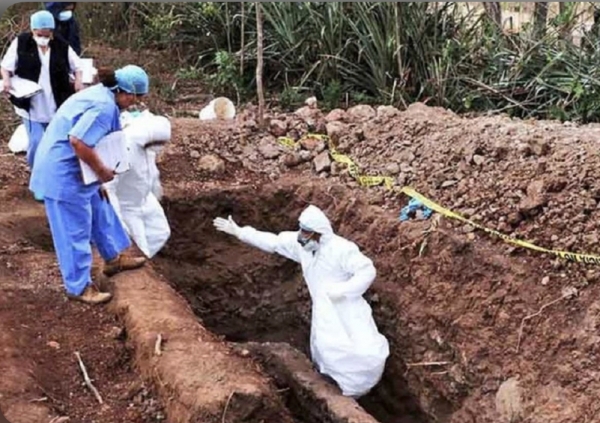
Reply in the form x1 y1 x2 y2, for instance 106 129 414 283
155 183 432 423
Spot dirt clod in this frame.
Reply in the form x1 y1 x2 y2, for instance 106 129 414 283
314 151 332 174
495 378 524 423
197 154 226 174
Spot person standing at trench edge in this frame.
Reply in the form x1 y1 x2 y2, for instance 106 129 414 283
29 65 149 305
214 205 390 398
1 10 84 199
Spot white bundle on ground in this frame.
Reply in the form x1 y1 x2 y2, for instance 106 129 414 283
8 124 29 153
199 97 236 121
105 110 172 258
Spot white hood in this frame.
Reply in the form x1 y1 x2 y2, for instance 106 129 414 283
298 205 333 241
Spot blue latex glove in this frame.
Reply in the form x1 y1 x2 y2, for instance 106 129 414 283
399 199 433 221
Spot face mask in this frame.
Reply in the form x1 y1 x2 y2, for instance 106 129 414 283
302 240 319 253
58 10 73 21
298 232 319 252
33 36 50 47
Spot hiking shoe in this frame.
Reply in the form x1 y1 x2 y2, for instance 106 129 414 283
103 254 146 277
68 285 112 305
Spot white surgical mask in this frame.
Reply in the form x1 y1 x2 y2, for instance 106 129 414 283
58 10 73 21
298 232 319 252
33 36 50 47
302 240 319 253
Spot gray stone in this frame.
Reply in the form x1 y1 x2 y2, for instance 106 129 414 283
197 154 225 174
313 151 332 173
385 163 401 175
258 142 281 159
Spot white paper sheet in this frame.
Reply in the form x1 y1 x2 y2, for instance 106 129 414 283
0 76 43 99
80 58 96 84
79 131 130 185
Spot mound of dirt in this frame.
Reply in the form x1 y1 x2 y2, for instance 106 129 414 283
148 100 600 423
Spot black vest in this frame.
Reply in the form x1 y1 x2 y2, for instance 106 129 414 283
10 32 74 112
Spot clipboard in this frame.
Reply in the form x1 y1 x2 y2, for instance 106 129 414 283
79 131 130 185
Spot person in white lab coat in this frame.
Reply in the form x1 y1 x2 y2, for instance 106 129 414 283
104 111 171 259
213 205 390 398
1 10 83 174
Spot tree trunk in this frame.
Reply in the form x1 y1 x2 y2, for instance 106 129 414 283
592 3 600 37
533 2 549 38
394 2 403 77
256 3 265 129
558 2 574 42
240 2 245 77
483 2 502 27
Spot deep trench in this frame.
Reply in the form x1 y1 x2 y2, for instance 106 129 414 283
156 185 432 423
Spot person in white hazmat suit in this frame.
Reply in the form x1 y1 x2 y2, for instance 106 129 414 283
104 110 171 258
213 205 390 398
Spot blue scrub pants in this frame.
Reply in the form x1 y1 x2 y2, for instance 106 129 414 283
44 191 131 296
23 119 48 202
23 119 48 169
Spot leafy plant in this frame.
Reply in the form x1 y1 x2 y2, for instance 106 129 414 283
64 1 600 123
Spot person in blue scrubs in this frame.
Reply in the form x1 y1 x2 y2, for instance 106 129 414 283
30 65 149 305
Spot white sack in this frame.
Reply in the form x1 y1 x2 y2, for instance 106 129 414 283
199 97 236 121
8 124 29 153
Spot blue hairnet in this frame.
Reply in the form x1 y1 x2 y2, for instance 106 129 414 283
115 65 149 95
31 10 55 30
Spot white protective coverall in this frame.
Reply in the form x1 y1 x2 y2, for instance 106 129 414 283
104 110 171 258
236 205 390 397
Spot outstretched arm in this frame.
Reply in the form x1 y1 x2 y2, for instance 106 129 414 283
214 216 301 263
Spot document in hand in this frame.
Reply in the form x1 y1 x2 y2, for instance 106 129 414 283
79 131 130 185
1 76 43 99
80 59 96 84
71 59 96 85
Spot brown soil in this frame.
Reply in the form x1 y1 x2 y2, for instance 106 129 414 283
0 191 165 423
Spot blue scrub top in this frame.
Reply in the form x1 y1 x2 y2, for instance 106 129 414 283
30 84 121 204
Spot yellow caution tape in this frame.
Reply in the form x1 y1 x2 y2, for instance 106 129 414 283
278 133 600 264
401 187 600 265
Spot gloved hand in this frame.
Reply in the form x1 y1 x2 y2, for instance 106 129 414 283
326 285 346 302
399 198 433 222
213 215 241 238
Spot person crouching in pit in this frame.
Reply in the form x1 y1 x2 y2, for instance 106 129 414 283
213 205 390 398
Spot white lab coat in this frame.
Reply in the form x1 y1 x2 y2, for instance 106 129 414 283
1 37 81 123
105 111 171 258
237 205 389 397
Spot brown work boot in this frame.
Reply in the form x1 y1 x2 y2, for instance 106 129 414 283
103 254 146 277
68 285 112 305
